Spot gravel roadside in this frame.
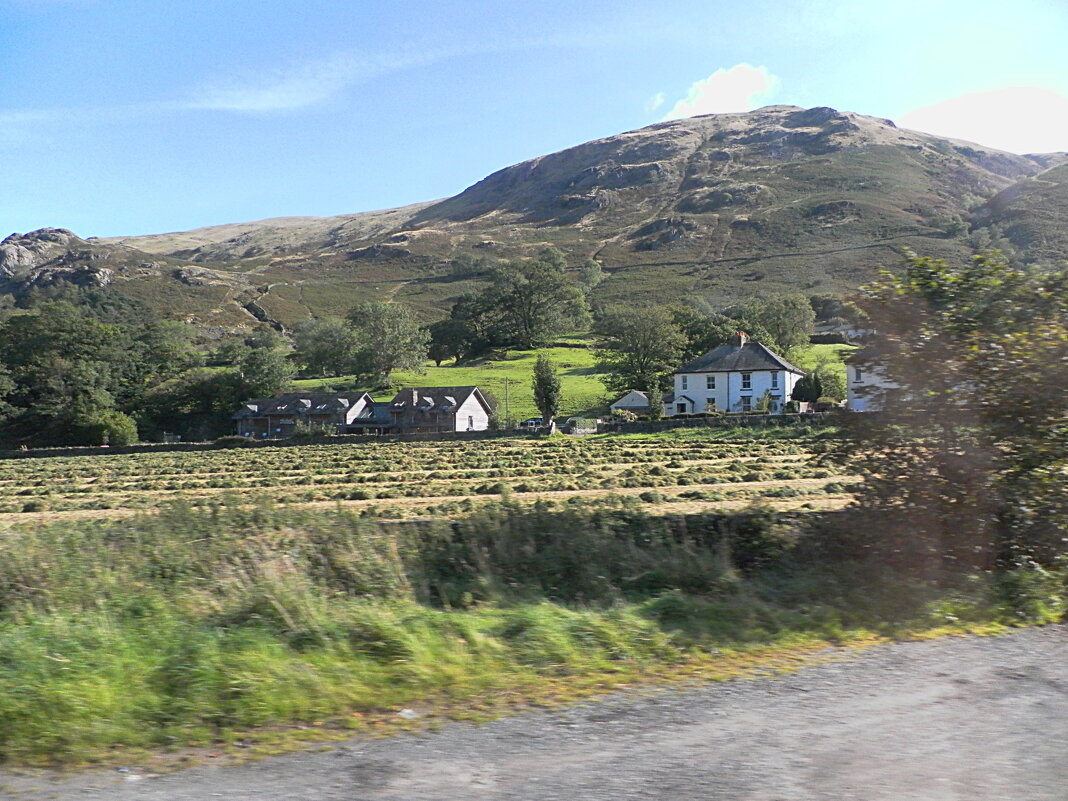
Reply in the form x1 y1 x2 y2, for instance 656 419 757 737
4 625 1065 801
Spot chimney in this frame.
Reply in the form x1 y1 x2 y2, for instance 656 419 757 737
732 331 748 347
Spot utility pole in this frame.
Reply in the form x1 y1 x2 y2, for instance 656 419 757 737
503 377 511 425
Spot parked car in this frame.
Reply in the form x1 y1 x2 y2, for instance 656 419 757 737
517 417 544 430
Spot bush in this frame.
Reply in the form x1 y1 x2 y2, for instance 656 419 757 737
68 411 139 446
214 435 255 448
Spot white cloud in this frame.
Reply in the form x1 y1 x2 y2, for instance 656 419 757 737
645 92 666 113
661 64 781 121
186 52 393 113
899 86 1068 154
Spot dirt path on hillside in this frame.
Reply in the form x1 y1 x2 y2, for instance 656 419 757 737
5 626 1065 800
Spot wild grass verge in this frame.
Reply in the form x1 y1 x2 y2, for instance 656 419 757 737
0 499 1062 765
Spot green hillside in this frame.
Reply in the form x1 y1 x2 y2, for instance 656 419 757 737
5 106 1064 334
295 339 606 421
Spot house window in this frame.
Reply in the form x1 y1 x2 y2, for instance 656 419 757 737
770 371 779 389
706 375 716 390
741 373 752 390
680 376 688 390
468 415 474 430
740 396 752 412
854 368 864 383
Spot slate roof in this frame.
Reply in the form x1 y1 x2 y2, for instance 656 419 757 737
666 392 696 405
388 386 494 413
611 390 650 406
675 342 804 375
233 392 374 419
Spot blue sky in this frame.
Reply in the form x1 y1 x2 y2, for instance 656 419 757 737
3 0 1067 237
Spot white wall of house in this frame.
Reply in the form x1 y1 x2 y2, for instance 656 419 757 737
671 370 801 414
847 364 895 411
454 394 490 431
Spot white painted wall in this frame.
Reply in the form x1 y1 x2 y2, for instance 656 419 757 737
455 393 490 431
672 370 802 414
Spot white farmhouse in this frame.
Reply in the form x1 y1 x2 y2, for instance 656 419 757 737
670 333 804 415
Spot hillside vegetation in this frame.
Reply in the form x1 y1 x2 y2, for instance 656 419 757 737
3 106 1065 333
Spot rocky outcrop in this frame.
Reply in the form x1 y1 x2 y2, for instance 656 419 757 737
0 228 162 293
0 228 85 277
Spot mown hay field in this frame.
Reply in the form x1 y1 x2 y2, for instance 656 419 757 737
0 428 854 521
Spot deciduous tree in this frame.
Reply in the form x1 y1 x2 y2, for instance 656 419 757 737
346 301 430 384
292 317 362 377
596 307 686 396
738 294 815 358
825 251 1068 575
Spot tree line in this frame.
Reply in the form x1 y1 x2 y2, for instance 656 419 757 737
0 248 846 445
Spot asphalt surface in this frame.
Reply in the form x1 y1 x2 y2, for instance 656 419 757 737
3 625 1066 800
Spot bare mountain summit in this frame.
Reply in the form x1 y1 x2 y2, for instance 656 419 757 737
6 106 1065 331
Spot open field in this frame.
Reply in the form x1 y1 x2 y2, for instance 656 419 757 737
0 425 1062 767
0 428 852 522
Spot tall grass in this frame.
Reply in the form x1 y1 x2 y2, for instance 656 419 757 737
0 499 1059 764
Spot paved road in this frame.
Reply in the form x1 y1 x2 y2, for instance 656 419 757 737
4 626 1066 800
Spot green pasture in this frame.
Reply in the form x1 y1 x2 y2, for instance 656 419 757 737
292 337 855 421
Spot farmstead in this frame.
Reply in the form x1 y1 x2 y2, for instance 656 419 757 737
234 386 494 438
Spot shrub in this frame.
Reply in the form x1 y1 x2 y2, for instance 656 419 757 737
69 411 139 446
214 435 255 448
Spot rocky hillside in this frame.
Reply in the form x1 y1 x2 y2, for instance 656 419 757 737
5 106 1065 333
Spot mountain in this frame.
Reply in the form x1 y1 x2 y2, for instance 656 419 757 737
972 159 1068 264
4 106 1065 333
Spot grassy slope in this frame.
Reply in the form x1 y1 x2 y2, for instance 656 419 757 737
293 339 857 420
294 339 607 421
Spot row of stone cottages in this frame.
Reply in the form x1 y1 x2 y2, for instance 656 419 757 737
234 386 495 438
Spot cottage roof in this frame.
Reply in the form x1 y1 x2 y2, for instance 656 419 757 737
232 392 374 419
388 386 494 414
675 341 803 375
